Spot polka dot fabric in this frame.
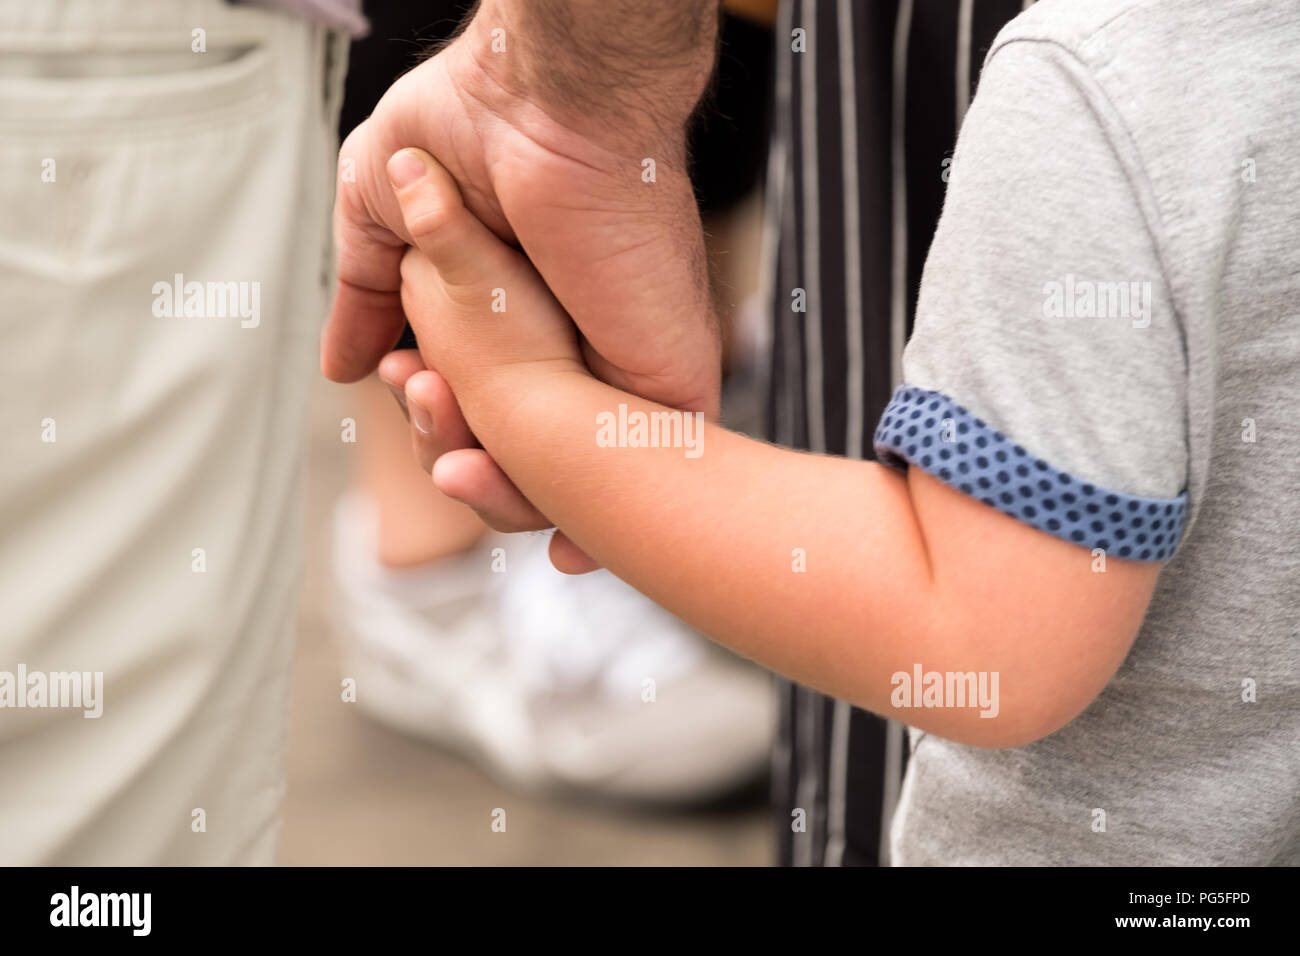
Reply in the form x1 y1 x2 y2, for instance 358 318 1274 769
873 386 1187 562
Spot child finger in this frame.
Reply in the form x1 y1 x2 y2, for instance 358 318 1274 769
377 349 425 420
404 368 477 474
549 532 602 575
431 448 551 533
387 147 511 289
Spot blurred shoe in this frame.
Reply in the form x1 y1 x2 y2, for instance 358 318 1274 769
331 493 775 803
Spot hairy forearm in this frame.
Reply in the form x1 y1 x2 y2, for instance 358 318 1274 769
469 0 721 137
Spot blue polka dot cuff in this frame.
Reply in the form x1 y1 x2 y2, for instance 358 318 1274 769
873 386 1187 562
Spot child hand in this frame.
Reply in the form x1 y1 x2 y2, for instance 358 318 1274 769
386 147 588 420
383 147 601 574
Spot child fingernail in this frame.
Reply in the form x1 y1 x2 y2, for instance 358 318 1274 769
387 149 427 189
410 399 435 437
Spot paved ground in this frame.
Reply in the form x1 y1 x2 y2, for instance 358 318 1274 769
277 377 773 866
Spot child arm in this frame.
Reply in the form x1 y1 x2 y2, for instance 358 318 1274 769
445 364 1160 749
389 25 1193 748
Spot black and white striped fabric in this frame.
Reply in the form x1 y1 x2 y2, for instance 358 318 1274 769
764 0 1034 867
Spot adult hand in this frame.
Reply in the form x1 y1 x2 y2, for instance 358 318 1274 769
323 0 721 569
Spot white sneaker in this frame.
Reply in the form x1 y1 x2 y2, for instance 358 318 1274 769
330 494 775 803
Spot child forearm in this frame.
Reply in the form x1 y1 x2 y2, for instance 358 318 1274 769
464 366 1147 746
383 147 1160 747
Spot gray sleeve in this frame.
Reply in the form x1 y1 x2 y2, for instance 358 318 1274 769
876 40 1190 560
905 39 1187 497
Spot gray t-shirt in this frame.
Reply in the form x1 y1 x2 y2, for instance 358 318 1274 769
873 0 1299 864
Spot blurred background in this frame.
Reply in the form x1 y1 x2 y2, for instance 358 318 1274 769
278 375 772 865
278 0 778 865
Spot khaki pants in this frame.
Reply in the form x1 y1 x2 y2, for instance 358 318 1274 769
0 0 344 863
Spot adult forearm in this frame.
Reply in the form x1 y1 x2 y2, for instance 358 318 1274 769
469 0 721 137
